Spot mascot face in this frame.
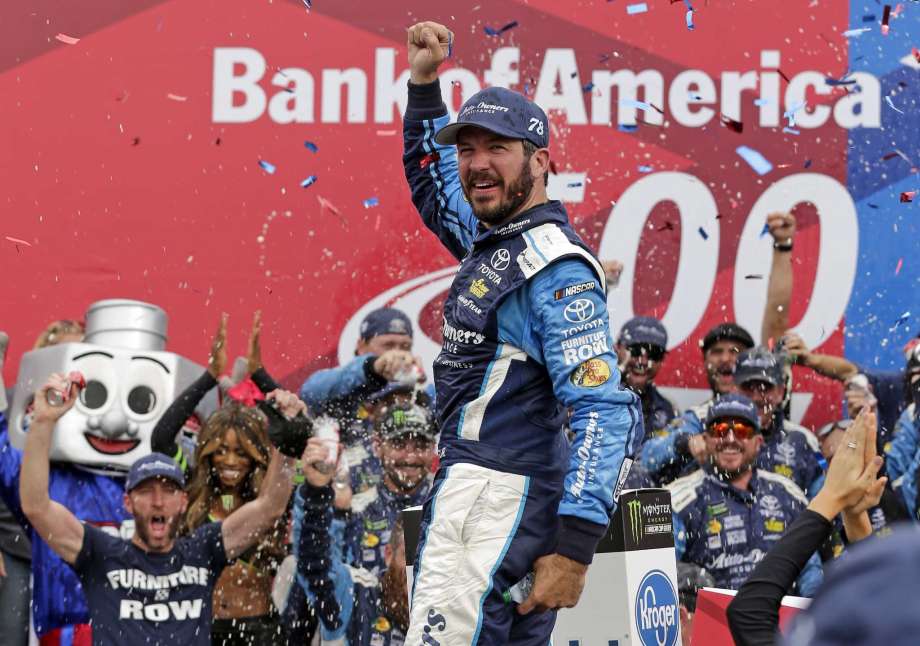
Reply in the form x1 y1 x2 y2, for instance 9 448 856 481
9 342 210 471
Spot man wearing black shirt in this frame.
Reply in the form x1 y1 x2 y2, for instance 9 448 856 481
20 372 302 645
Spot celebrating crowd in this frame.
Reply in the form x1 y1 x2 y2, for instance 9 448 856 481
1 18 918 646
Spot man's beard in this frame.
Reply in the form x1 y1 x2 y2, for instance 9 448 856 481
709 453 752 482
462 160 535 225
134 511 180 549
386 462 425 493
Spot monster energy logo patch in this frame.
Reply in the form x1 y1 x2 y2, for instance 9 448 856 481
627 498 643 544
392 409 407 425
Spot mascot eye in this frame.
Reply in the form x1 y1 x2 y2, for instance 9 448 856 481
80 380 108 409
127 386 157 415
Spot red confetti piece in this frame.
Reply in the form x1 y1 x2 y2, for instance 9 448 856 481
5 236 31 246
167 93 187 102
55 33 80 45
376 130 397 136
316 195 341 216
901 191 917 203
419 152 440 169
896 258 904 275
720 115 744 133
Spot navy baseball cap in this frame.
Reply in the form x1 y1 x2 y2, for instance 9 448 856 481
377 404 437 442
126 452 185 492
360 308 413 341
618 316 668 349
782 525 920 646
700 323 755 353
367 380 416 403
434 87 549 149
734 346 784 387
705 393 760 431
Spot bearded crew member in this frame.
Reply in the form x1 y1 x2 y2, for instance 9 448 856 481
19 373 301 645
402 21 642 643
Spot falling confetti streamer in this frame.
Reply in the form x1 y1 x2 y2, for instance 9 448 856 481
484 21 518 36
5 236 32 247
736 146 774 176
896 259 904 275
258 160 276 174
881 5 891 35
842 27 872 37
637 165 654 173
376 130 397 136
363 197 379 209
900 191 917 203
167 93 187 102
304 141 319 153
300 175 318 188
567 182 583 188
885 96 904 114
55 33 80 45
627 3 649 15
698 226 709 240
894 312 911 329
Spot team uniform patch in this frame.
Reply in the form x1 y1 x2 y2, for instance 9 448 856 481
554 280 596 300
570 358 611 388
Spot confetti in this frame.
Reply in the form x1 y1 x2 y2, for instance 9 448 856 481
420 152 440 169
303 0 312 8
637 165 654 173
760 223 770 237
258 160 276 174
627 3 649 15
317 195 341 216
567 182 583 188
825 75 857 86
484 21 518 36
5 236 31 247
447 32 453 58
862 14 877 22
619 98 657 113
881 5 891 35
783 127 801 135
582 82 595 93
736 146 773 176
745 274 764 280
720 115 743 133
131 137 141 146
882 150 912 165
901 191 917 203
885 96 904 114
304 141 319 153
896 258 904 275
167 93 187 102
617 124 638 132
300 175 318 188
804 159 812 169
363 197 379 209
868 203 879 209
656 222 675 232
698 227 709 240
55 33 80 45
894 311 911 328
913 48 920 64
686 9 695 30
892 3 904 18
842 27 872 37
376 130 397 136
783 100 806 127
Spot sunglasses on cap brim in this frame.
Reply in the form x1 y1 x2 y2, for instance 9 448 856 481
706 420 758 440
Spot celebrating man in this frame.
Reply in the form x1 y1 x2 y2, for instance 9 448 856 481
401 20 642 643
20 373 301 645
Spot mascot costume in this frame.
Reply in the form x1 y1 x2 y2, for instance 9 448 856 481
0 299 216 644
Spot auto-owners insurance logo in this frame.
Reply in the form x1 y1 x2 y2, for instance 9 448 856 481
635 570 679 646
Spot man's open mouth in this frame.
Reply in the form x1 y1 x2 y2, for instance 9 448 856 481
84 433 141 455
150 515 168 536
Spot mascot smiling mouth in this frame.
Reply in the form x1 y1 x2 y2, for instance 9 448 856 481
83 432 141 455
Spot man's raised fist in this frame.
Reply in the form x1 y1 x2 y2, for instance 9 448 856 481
407 21 453 85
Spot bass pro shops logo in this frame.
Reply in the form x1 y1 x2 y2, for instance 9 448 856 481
635 570 679 646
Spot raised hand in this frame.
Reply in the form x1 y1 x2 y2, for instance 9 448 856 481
33 373 82 424
301 437 338 488
247 310 263 374
407 21 453 84
373 350 419 382
208 313 229 379
266 389 307 420
766 211 796 244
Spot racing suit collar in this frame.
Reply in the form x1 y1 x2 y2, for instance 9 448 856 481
473 200 569 246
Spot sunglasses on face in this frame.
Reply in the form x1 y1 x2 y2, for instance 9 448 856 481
627 344 666 362
706 420 758 440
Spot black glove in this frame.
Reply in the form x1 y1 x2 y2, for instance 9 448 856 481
257 400 314 457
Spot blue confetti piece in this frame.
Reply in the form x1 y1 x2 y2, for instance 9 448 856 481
825 77 856 86
885 96 904 114
760 223 770 237
447 32 453 58
804 159 812 168
363 197 379 209
258 160 276 174
303 0 311 8
620 98 655 112
842 27 871 37
736 145 773 175
484 20 518 37
698 226 709 240
300 175 317 188
783 126 801 135
894 311 911 328
617 124 638 132
567 182 583 188
861 14 876 22
686 10 695 29
626 3 648 15
754 98 771 107
304 141 319 153
637 165 653 173
688 92 704 101
583 82 595 93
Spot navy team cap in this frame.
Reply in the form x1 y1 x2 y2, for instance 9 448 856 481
360 308 413 341
434 87 549 149
705 393 761 431
126 453 186 492
618 316 668 349
734 346 784 387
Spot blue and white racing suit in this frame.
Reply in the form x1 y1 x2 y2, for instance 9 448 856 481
402 79 643 645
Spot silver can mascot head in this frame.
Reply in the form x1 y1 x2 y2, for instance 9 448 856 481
8 299 216 473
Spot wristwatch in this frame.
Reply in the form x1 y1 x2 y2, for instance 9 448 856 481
773 238 793 252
